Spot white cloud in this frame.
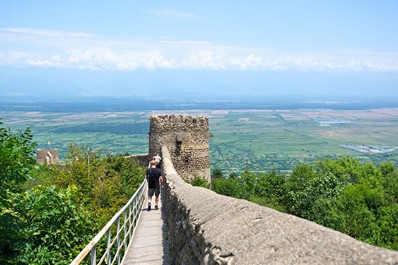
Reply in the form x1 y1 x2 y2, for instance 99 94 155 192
180 51 225 70
66 48 120 68
64 48 176 70
26 58 61 67
1 27 398 72
227 54 266 70
3 27 94 38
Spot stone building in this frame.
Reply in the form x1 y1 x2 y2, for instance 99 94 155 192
36 148 59 165
148 114 211 181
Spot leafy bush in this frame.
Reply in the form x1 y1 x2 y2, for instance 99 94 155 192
16 186 96 264
211 156 398 250
0 120 147 263
0 120 36 263
190 176 210 188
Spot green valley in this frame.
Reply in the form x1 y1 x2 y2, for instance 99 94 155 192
1 108 398 173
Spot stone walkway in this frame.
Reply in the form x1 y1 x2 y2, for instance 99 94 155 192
122 195 173 265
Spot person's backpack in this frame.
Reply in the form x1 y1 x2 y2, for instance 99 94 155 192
147 169 157 188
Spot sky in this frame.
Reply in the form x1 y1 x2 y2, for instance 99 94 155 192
1 1 398 101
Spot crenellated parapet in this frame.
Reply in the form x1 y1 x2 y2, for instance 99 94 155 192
149 114 210 181
150 114 209 131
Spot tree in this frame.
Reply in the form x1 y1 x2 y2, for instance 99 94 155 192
211 177 246 199
190 176 210 188
283 164 316 215
15 185 96 264
255 170 285 199
315 156 358 184
252 170 286 211
377 203 398 250
0 120 36 263
0 121 36 203
107 155 145 198
336 183 380 242
58 144 98 201
44 146 146 227
211 168 223 180
380 162 398 204
1 119 148 262
210 156 398 250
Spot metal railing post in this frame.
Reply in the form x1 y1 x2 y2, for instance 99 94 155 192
128 203 132 240
90 246 96 265
116 217 121 265
123 211 128 253
70 180 147 265
106 229 111 265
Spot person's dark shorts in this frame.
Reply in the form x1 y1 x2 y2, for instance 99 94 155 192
148 188 160 197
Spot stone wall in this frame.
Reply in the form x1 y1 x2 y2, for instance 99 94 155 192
126 154 150 167
161 146 398 265
36 148 59 165
149 114 210 181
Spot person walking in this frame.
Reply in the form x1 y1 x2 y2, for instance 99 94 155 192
153 154 161 169
145 160 163 211
147 154 162 169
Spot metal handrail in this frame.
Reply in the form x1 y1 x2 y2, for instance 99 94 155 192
70 180 147 265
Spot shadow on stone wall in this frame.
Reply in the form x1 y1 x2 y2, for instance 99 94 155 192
161 146 398 264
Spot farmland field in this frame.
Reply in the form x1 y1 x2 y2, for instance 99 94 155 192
1 108 398 173
208 108 398 172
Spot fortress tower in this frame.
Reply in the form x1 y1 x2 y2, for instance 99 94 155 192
148 114 211 181
36 148 59 165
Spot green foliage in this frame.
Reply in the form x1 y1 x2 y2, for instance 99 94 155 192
284 171 345 218
0 120 146 263
59 144 98 198
380 162 398 203
0 121 36 201
211 168 223 180
315 156 359 184
211 170 286 206
252 170 286 210
15 186 96 264
377 203 398 250
107 155 146 197
212 177 246 199
44 145 145 228
211 156 398 250
190 176 210 188
0 120 36 263
228 172 239 179
309 198 345 231
336 184 379 241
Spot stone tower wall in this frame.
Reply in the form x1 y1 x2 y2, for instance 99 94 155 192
149 114 210 181
36 148 59 165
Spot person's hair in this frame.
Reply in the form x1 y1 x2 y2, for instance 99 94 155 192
150 160 157 166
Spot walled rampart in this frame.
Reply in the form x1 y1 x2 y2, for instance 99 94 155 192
149 114 210 181
161 146 398 264
126 154 150 167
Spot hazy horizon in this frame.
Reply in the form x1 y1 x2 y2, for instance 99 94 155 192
1 1 398 101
